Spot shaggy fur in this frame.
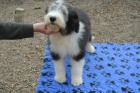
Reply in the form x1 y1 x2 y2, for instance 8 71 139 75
44 0 95 86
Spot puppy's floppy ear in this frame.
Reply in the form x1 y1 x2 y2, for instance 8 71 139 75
69 11 79 22
67 10 79 33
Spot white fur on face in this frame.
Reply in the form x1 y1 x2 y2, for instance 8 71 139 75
44 0 68 31
44 11 66 31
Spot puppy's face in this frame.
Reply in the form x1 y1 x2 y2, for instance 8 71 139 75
44 0 68 32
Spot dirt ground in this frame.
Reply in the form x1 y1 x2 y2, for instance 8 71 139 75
0 0 140 93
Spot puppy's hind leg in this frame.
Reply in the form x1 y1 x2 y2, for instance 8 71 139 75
86 35 95 53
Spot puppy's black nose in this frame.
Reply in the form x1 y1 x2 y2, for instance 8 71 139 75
50 17 56 22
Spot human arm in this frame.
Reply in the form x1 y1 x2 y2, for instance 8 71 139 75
0 22 54 40
0 22 33 40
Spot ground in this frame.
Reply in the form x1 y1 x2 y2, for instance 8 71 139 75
0 0 140 93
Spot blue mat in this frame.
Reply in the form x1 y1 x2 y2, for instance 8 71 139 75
36 43 140 93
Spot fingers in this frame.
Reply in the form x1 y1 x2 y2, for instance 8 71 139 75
44 30 56 35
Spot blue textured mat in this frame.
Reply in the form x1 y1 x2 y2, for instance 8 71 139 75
36 43 140 93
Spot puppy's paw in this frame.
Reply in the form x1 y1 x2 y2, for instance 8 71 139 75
71 77 83 86
87 45 95 53
54 75 66 83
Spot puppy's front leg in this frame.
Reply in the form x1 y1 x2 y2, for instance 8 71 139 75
71 58 85 86
51 52 66 83
53 59 66 83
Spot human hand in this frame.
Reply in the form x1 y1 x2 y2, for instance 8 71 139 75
33 22 55 35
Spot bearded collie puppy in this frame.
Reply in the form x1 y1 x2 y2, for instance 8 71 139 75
44 0 95 86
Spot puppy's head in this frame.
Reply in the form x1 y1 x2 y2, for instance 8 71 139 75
44 0 68 32
44 0 79 35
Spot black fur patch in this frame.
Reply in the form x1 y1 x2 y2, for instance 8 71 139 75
73 51 85 61
67 10 79 33
51 52 60 60
89 34 91 42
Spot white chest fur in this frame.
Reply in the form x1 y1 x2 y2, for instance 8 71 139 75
49 22 85 57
